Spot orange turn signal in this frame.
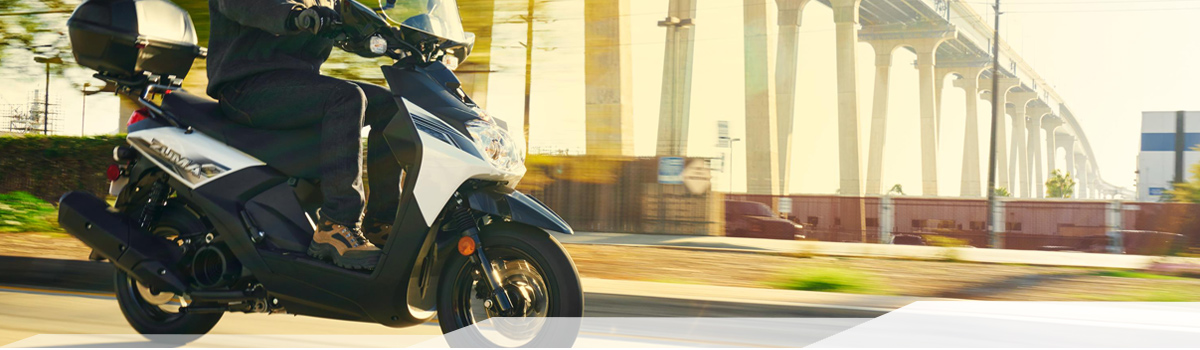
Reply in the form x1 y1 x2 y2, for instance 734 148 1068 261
457 236 476 256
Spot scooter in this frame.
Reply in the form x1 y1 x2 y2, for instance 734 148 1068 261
57 0 582 346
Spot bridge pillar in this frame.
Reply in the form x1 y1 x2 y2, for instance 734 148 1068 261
1026 104 1050 198
916 39 950 196
934 66 957 140
774 0 812 195
858 24 954 196
1007 91 1037 198
585 0 635 156
655 0 698 157
979 77 1020 193
830 0 865 245
1004 104 1025 197
1074 150 1088 199
1057 132 1076 187
864 41 895 195
1088 166 1097 199
743 0 780 195
830 0 863 197
951 66 987 197
1042 116 1063 177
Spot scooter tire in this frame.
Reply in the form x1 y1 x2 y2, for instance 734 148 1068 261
113 205 222 336
436 223 583 348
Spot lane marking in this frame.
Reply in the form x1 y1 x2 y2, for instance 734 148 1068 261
0 285 114 298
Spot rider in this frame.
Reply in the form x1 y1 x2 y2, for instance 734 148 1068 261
206 0 402 270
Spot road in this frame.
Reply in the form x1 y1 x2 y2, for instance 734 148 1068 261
0 256 905 347
0 286 875 347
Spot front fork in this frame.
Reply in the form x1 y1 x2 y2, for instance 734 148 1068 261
451 199 517 316
465 227 516 314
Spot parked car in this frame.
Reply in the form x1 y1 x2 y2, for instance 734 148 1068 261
725 200 805 240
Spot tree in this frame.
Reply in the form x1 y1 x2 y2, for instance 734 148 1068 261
1167 158 1200 203
886 184 905 196
993 187 1010 197
1045 169 1076 198
0 0 79 81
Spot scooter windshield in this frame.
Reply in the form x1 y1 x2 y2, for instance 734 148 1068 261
378 0 467 44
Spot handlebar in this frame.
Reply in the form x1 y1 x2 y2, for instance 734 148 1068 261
331 0 472 64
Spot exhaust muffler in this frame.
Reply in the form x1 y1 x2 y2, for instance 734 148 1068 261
57 191 188 294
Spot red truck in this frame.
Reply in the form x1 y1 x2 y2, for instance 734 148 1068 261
725 200 806 240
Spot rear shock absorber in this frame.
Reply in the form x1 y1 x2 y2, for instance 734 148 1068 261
138 177 171 230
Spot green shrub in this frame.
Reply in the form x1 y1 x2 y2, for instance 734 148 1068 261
924 234 971 247
1093 270 1189 280
768 267 884 294
0 135 125 203
0 191 62 233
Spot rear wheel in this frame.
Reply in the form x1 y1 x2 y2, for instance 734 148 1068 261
437 224 583 347
114 201 223 335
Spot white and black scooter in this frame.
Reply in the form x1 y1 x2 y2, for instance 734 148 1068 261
57 0 582 346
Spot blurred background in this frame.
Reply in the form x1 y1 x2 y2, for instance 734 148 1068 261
5 0 1200 322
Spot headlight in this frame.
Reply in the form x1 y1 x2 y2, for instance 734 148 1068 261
368 35 388 55
466 119 525 172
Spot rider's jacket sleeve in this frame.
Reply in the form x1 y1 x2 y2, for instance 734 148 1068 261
215 0 304 36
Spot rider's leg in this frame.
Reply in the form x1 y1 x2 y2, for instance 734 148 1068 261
356 81 402 246
217 70 380 269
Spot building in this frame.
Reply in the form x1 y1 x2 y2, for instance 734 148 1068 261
1138 111 1200 202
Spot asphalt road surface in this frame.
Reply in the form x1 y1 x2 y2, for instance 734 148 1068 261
0 286 879 347
5 286 1192 347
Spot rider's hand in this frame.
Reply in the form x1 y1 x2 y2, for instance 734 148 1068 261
290 6 341 36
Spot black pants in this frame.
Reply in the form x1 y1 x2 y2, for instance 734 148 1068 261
217 70 402 226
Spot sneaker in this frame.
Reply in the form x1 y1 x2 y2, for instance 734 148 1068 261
363 220 392 247
308 217 381 270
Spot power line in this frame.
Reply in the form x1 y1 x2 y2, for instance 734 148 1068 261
1004 6 1200 13
968 0 1200 4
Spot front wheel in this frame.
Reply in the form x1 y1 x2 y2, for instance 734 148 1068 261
437 223 583 347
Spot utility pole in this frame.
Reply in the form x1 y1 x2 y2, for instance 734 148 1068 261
81 83 90 136
34 56 62 135
522 0 535 155
729 138 741 193
42 63 50 135
986 0 1002 249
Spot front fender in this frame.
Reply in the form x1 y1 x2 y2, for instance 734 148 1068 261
466 188 573 235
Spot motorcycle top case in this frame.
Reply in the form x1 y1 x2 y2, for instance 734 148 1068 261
67 0 203 80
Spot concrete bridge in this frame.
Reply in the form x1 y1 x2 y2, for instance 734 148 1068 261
455 0 1122 199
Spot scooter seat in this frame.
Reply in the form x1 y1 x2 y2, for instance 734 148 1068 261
160 91 321 180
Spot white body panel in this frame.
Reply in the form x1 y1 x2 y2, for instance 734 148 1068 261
405 99 525 226
127 127 266 188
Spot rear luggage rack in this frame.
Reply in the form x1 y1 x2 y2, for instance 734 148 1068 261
95 72 191 130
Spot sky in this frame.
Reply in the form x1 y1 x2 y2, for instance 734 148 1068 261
6 0 1200 197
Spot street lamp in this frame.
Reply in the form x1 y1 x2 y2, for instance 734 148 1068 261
728 137 741 193
33 55 63 135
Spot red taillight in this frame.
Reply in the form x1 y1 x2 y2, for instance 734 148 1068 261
128 108 150 126
106 164 121 181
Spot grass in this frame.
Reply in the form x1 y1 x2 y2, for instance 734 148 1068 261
1093 270 1190 281
1071 286 1200 301
0 192 61 233
767 267 885 294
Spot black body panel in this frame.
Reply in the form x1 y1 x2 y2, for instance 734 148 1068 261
57 191 189 294
243 183 315 253
386 62 481 132
467 188 574 235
